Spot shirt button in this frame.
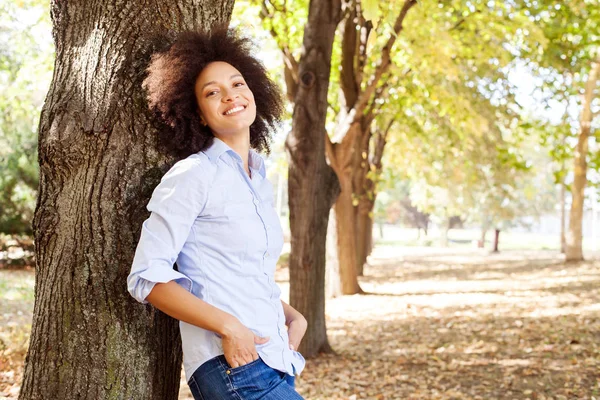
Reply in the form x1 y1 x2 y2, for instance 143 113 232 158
266 252 270 258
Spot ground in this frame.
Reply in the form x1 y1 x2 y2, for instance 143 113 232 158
1 246 599 399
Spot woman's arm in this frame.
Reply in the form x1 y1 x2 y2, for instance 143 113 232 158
281 300 307 350
147 281 269 368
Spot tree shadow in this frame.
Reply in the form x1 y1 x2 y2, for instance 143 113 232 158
301 311 599 399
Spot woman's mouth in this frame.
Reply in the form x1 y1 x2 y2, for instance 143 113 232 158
223 105 246 116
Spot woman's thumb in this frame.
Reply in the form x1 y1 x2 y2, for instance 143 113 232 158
254 335 270 344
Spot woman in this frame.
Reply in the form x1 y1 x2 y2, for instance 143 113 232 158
127 26 307 399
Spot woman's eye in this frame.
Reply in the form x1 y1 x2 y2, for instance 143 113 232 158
206 90 217 97
234 82 245 87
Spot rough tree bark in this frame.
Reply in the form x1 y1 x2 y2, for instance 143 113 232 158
285 0 342 357
566 55 600 261
19 2 234 399
330 122 365 293
355 118 392 276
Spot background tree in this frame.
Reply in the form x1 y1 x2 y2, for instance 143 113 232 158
520 1 600 261
19 1 234 399
257 0 547 292
236 0 343 354
284 0 342 356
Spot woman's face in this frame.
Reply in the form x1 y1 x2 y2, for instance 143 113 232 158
194 61 257 139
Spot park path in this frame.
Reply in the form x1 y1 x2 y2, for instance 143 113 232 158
181 246 600 399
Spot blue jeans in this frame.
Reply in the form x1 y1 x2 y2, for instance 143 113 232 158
188 355 304 399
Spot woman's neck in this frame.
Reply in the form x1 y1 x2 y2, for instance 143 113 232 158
215 133 251 177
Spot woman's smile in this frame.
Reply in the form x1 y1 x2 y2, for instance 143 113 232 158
194 61 257 138
223 103 247 116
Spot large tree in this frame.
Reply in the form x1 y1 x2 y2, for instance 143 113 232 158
19 1 234 399
241 0 342 355
520 1 600 261
285 0 342 356
256 0 542 293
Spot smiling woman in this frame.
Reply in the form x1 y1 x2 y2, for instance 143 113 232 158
142 27 284 160
128 26 307 400
194 62 258 172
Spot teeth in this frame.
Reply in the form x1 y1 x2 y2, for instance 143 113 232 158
225 106 244 115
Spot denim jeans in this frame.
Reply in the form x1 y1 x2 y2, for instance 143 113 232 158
188 355 304 400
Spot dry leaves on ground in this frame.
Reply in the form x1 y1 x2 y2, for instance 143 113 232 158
288 248 600 400
1 247 598 399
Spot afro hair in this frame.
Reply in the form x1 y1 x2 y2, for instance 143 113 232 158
143 26 284 159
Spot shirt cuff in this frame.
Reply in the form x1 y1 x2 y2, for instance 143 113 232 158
129 266 192 304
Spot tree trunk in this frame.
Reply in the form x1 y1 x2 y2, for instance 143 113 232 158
20 2 234 399
479 227 487 249
334 175 363 294
354 124 379 277
566 56 600 261
441 218 451 247
560 179 566 254
355 205 371 276
286 0 342 357
366 212 374 256
326 0 416 295
328 121 364 295
325 209 342 299
493 229 501 253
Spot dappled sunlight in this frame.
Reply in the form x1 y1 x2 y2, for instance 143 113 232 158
294 247 600 399
3 248 598 399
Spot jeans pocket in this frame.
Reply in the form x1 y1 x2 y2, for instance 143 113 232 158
226 356 262 375
187 375 205 400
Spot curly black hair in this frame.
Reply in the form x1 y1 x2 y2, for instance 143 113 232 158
143 26 284 159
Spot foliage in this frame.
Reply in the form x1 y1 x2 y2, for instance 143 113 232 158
235 0 598 239
0 0 53 234
519 1 600 187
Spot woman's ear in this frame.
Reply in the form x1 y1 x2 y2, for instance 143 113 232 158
198 109 207 126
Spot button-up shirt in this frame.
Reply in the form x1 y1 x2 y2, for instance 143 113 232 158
127 137 305 382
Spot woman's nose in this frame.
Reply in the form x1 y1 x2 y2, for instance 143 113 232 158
222 90 239 102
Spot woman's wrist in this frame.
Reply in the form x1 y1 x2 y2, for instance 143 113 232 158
218 315 242 338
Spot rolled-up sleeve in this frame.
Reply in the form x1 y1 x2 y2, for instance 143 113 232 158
127 157 208 304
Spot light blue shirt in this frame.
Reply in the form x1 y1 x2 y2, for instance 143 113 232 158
127 137 305 382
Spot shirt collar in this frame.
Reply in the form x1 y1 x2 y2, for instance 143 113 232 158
203 137 266 179
249 148 266 179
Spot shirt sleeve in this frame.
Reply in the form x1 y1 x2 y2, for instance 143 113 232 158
127 157 208 304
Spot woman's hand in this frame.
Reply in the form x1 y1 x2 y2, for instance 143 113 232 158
221 321 270 368
287 314 307 351
281 300 308 351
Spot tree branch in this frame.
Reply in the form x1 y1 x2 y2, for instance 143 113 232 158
364 76 392 124
260 0 299 102
325 131 338 171
351 0 417 122
370 116 394 166
449 9 481 31
339 1 359 111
